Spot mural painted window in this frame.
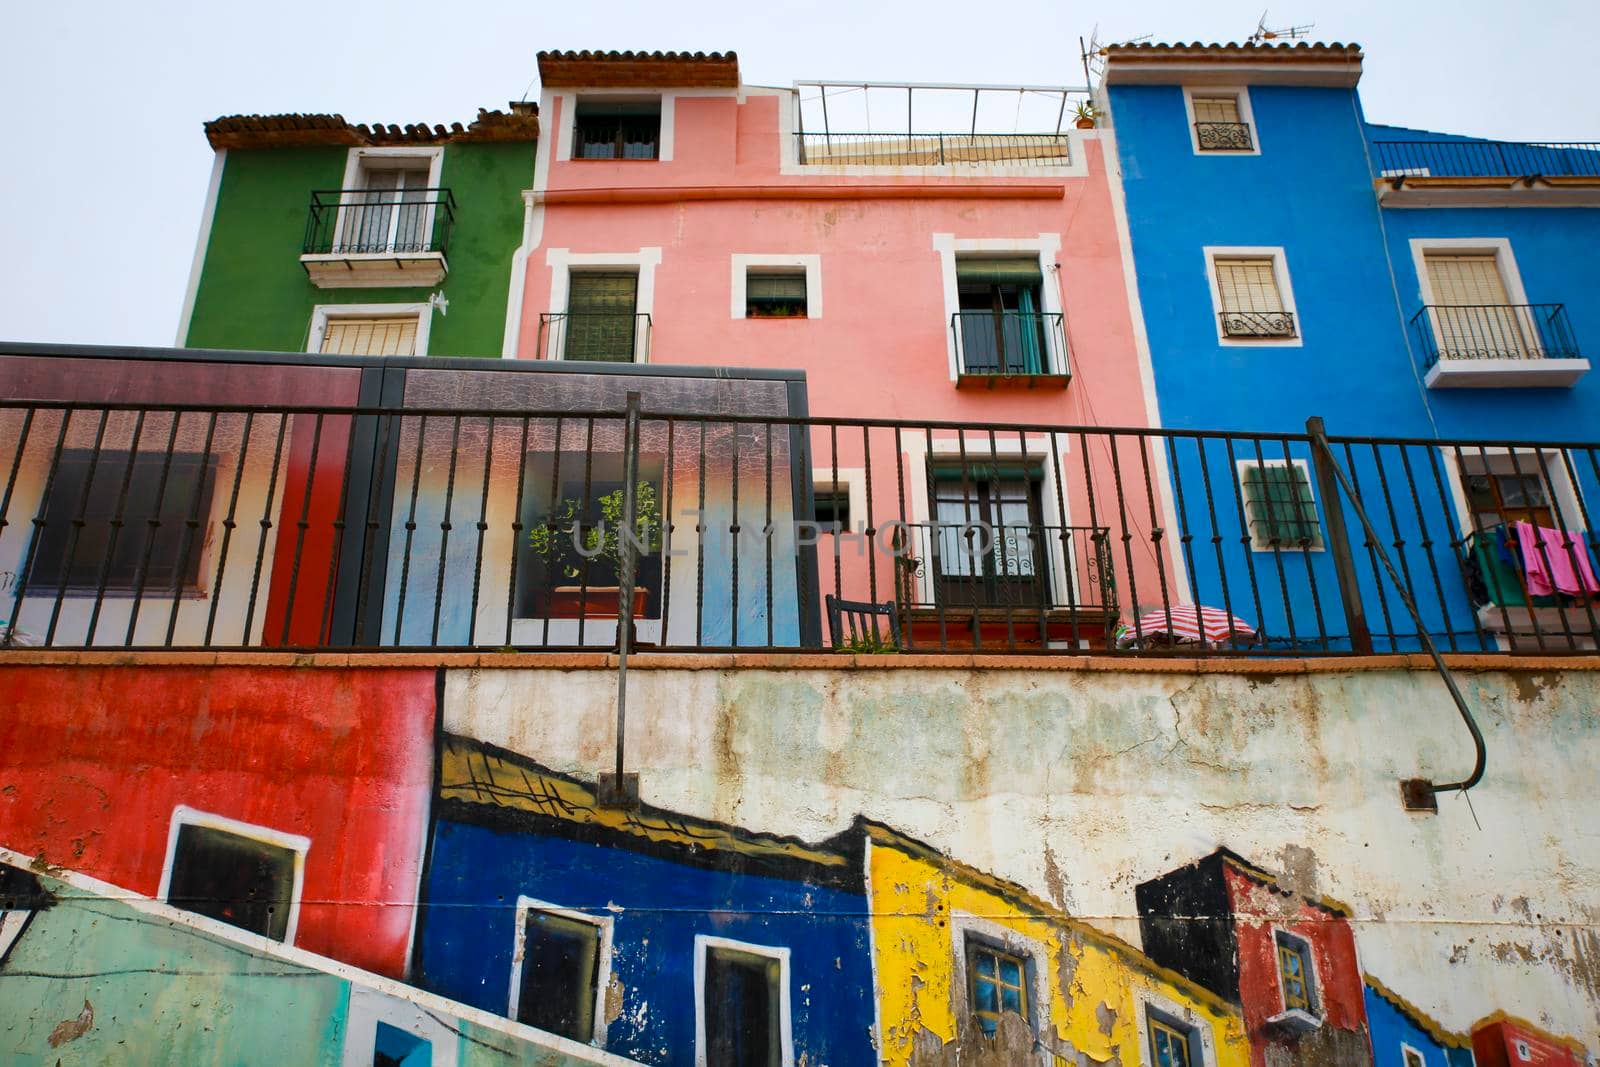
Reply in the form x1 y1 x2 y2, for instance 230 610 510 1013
745 270 808 318
1238 461 1322 551
703 944 784 1067
954 257 1051 375
26 450 216 594
1213 256 1295 338
965 938 1030 1036
373 1021 432 1067
1275 930 1317 1014
1146 1011 1199 1067
516 452 665 619
166 822 296 941
564 272 641 362
319 315 419 357
1402 1046 1427 1067
513 909 603 1042
573 97 661 160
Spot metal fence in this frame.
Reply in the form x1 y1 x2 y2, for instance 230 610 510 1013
303 189 456 257
795 132 1072 167
2 397 1598 655
1372 140 1600 179
1410 304 1579 366
951 311 1068 377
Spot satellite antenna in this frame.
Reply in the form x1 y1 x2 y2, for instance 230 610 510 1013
1249 11 1315 42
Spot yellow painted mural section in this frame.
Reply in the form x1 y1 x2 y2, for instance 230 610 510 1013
867 828 1250 1066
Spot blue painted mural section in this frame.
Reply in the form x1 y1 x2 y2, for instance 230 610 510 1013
414 816 876 1066
1364 982 1476 1067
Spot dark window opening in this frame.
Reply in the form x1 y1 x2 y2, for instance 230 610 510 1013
515 910 602 1041
373 1021 432 1067
930 465 1048 609
954 257 1050 374
564 272 640 362
516 452 666 618
574 99 662 160
165 822 296 941
27 450 216 595
704 946 783 1067
812 487 851 532
746 271 808 318
1464 468 1556 531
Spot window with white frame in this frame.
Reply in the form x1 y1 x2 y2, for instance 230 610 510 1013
1421 251 1532 360
1211 255 1297 339
573 96 662 160
338 152 441 255
1401 1045 1427 1067
745 270 809 318
319 314 421 357
508 900 611 1044
1185 87 1256 154
697 937 790 1067
161 810 307 942
1274 929 1319 1016
372 1021 432 1067
1238 460 1323 551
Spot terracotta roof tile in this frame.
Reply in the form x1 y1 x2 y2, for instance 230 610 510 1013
1102 40 1362 58
204 104 539 151
537 49 739 89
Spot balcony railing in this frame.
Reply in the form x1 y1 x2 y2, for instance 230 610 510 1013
1195 122 1253 151
537 312 652 363
4 392 1600 655
1411 304 1579 367
303 189 456 257
1219 310 1297 339
951 311 1068 379
1373 140 1600 179
795 132 1072 167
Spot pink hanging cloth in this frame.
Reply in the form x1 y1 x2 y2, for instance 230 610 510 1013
1513 520 1600 597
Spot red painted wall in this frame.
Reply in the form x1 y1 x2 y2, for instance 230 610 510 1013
1223 865 1371 1066
0 665 435 978
1473 1018 1587 1067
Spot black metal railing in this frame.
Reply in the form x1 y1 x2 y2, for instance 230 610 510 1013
952 311 1068 377
1411 304 1580 367
795 132 1072 167
3 397 1599 655
1195 122 1253 151
303 189 456 257
1219 310 1297 339
1373 140 1600 179
537 313 652 363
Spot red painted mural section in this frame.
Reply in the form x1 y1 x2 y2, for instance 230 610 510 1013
1473 1017 1587 1067
261 414 355 646
0 665 434 978
1223 865 1370 1065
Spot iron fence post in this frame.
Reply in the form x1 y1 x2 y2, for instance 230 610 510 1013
600 391 643 808
1306 416 1374 654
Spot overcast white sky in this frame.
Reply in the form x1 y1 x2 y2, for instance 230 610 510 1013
3 0 1595 349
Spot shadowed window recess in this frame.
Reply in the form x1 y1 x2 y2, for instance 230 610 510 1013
965 938 1031 1036
1240 462 1323 550
27 450 217 594
165 822 296 941
1146 1009 1201 1067
932 464 1048 609
745 270 808 318
573 97 661 160
703 945 784 1067
513 909 603 1042
954 257 1053 375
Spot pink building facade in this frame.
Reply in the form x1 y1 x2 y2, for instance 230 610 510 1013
509 51 1178 648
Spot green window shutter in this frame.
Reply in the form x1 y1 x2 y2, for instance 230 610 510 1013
1243 464 1321 548
956 257 1043 284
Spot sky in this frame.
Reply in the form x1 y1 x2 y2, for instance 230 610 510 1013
2 0 1596 349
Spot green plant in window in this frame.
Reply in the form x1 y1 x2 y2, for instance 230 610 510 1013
836 631 899 655
528 482 661 580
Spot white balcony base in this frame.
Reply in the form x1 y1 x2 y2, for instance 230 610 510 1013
300 251 447 290
1424 356 1589 389
1477 603 1600 651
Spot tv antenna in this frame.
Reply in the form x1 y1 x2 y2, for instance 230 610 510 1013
1081 24 1153 82
1249 11 1314 42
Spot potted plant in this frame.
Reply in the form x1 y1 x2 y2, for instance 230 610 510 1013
1073 101 1098 130
528 481 660 619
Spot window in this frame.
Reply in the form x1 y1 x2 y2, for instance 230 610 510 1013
932 465 1048 608
165 820 298 941
1275 930 1317 1014
1463 465 1556 531
1422 252 1531 359
1185 87 1256 154
26 450 216 594
700 940 788 1067
1239 461 1322 551
373 1022 432 1067
1213 256 1295 338
954 257 1052 374
563 271 640 362
965 939 1029 1035
320 315 419 357
573 98 661 160
812 487 851 532
1401 1046 1427 1067
745 270 808 318
340 157 437 255
1147 1012 1199 1067
509 902 609 1044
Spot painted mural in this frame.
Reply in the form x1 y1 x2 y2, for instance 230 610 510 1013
2 660 1593 1065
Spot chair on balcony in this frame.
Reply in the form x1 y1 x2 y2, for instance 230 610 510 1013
825 595 902 652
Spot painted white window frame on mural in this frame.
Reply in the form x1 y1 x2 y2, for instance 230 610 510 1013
507 895 615 1048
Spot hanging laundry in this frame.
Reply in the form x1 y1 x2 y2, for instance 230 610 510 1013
1512 520 1600 597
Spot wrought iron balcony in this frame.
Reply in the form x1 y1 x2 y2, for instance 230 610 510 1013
795 132 1072 167
1195 122 1253 151
1219 310 1296 339
1373 140 1600 179
951 311 1068 383
1412 304 1588 388
300 189 455 288
538 312 652 363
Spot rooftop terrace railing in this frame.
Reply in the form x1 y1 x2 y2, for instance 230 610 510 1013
795 132 1073 167
1372 140 1600 179
2 398 1599 655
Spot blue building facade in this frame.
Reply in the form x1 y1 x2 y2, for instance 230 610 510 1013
1364 978 1477 1067
1103 42 1600 652
412 734 877 1066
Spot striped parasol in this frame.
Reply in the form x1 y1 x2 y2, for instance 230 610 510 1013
1131 604 1256 645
